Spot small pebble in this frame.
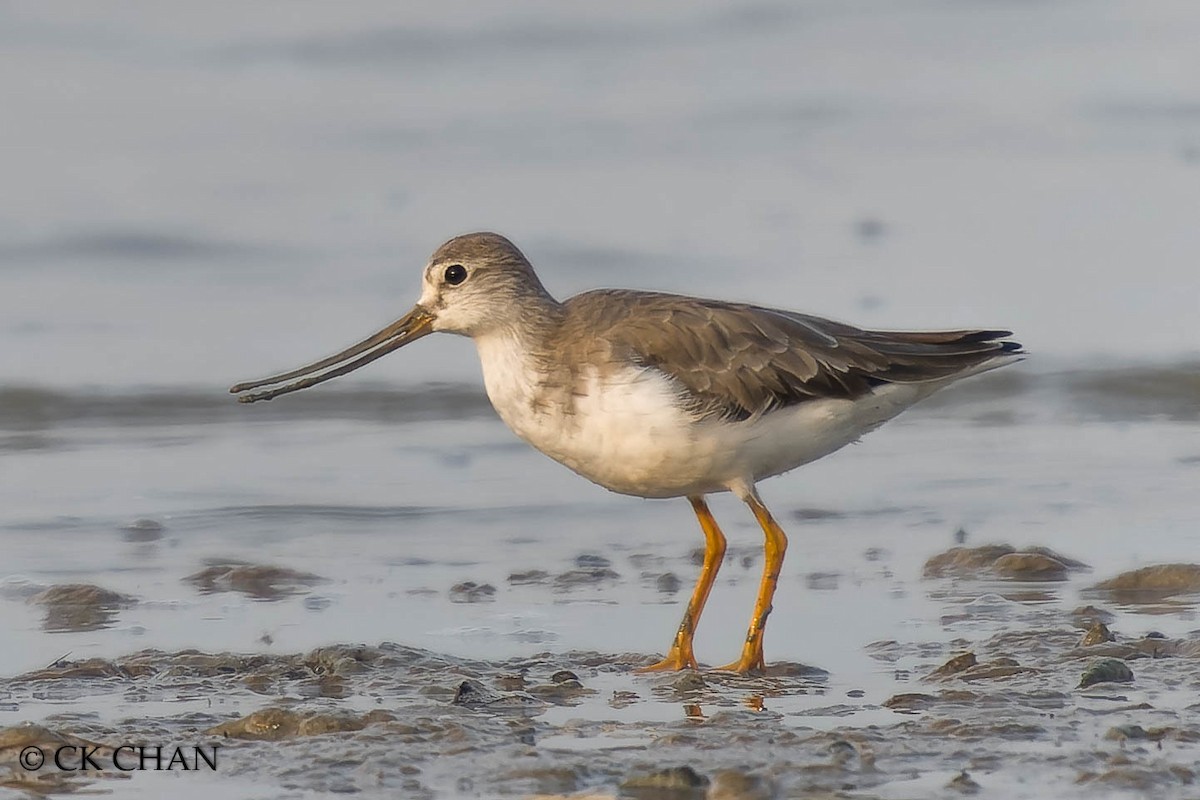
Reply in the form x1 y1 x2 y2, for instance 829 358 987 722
656 573 681 594
928 652 977 679
448 581 497 603
946 770 981 794
1078 658 1134 689
671 672 706 692
1104 724 1149 741
508 570 550 585
121 518 165 542
1078 621 1115 647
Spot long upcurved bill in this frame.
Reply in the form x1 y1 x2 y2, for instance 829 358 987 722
229 305 435 403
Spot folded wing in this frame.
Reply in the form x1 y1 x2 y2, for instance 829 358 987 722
565 290 1022 421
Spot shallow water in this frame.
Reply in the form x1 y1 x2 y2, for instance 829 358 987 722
3 1 1200 798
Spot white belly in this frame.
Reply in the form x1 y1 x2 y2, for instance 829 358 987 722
474 333 933 499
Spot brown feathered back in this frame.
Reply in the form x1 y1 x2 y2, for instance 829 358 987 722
560 290 1022 421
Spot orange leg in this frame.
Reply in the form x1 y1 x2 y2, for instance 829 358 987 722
639 496 727 672
718 492 789 673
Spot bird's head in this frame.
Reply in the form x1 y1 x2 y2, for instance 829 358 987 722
418 232 549 337
230 231 549 403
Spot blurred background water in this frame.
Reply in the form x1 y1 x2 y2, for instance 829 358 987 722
1 0 1199 701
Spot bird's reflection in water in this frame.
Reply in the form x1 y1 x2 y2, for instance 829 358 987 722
681 694 768 720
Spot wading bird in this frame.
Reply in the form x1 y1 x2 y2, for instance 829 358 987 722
232 232 1021 673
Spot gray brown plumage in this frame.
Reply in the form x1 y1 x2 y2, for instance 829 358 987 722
556 290 1021 421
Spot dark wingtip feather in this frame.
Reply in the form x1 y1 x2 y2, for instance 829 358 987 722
959 329 1012 342
944 329 1024 355
973 331 1024 355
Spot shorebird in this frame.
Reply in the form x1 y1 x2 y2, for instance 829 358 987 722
232 232 1021 673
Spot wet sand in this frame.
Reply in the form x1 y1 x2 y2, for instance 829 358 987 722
3 552 1200 799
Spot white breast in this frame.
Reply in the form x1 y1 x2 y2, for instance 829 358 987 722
474 333 719 496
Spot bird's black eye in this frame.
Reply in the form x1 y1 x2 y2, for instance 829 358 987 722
443 264 467 285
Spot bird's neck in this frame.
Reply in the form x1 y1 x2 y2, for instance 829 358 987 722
473 296 571 435
478 292 566 355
